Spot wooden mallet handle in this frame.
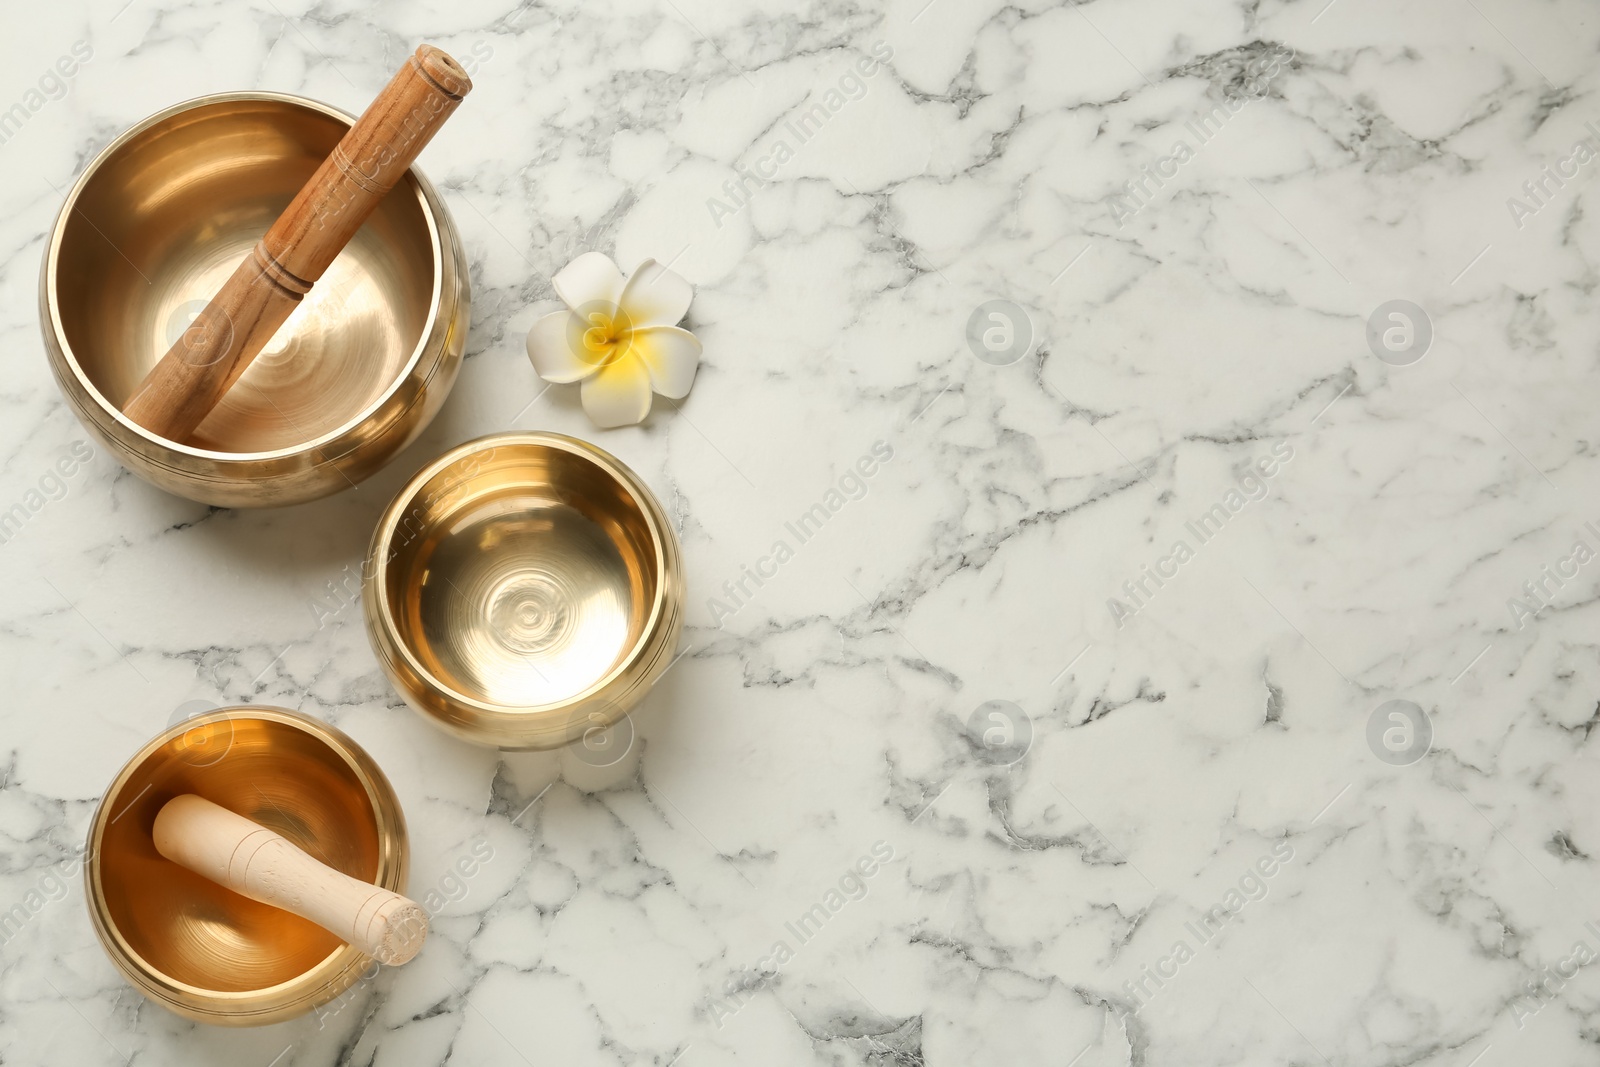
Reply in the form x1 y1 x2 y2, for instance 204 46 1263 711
121 45 472 443
153 794 428 966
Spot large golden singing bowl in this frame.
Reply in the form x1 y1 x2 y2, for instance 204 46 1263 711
85 707 409 1026
41 92 469 507
366 433 684 750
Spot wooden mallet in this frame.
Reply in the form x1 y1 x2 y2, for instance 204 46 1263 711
154 794 428 965
120 45 472 443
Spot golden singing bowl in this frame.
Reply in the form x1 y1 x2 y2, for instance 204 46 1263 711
41 92 469 507
365 432 684 749
85 707 409 1026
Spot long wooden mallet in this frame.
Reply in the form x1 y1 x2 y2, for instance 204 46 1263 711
121 45 472 443
154 794 428 965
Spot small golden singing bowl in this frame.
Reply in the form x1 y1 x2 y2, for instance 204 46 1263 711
85 707 409 1026
41 92 469 507
365 432 685 750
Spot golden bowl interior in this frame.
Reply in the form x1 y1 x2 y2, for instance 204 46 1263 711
381 438 662 709
53 95 437 453
92 712 386 997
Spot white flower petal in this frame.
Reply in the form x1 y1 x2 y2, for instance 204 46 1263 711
526 310 600 383
580 355 653 428
552 251 625 314
625 326 701 399
618 258 694 328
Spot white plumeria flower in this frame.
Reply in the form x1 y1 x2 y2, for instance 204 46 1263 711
526 252 702 428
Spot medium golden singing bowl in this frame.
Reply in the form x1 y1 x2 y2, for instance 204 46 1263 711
41 92 469 507
85 707 409 1026
365 432 684 750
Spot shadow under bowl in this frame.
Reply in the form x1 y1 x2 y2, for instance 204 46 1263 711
84 707 409 1025
41 92 469 507
365 432 684 750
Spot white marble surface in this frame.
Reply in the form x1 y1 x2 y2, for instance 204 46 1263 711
4 0 1600 1063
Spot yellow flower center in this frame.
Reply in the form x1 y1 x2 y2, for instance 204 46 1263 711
581 309 630 367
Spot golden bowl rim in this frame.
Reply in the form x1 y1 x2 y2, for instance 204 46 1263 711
84 705 407 1018
43 90 446 462
367 431 674 718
